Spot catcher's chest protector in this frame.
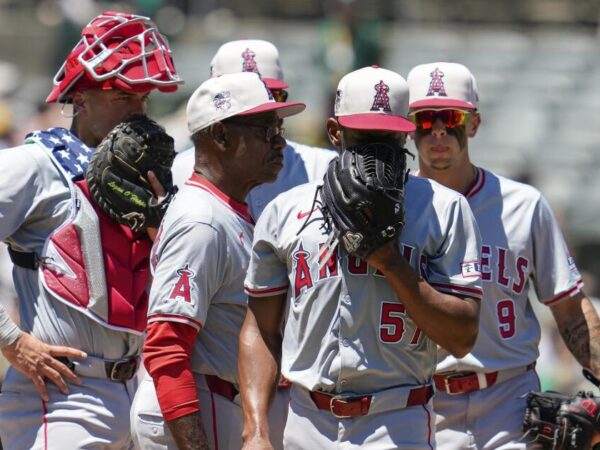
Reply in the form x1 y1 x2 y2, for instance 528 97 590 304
29 129 151 333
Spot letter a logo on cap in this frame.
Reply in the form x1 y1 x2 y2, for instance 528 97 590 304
370 80 392 112
427 68 447 97
241 48 260 74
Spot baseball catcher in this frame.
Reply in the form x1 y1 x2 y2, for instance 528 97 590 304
317 141 410 261
522 390 600 449
86 115 177 232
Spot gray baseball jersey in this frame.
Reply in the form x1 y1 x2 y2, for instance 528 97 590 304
437 167 583 373
0 140 142 449
147 173 254 384
171 140 338 218
0 304 20 348
244 175 483 394
139 173 289 450
433 167 581 450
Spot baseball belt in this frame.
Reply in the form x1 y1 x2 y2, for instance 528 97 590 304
55 355 138 382
433 362 536 395
309 384 434 419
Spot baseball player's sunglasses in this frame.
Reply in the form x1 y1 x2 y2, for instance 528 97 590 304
409 109 470 130
270 89 288 102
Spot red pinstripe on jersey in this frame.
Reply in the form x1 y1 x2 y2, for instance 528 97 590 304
429 282 483 300
42 399 48 450
245 285 289 297
148 313 203 331
543 280 584 306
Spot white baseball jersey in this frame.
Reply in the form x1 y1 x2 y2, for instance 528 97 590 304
437 167 583 373
171 140 338 218
147 173 254 384
245 175 483 394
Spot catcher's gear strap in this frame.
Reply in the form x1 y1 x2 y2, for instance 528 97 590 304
7 246 37 270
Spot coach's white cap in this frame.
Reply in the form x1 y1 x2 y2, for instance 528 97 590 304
334 66 415 132
187 72 305 134
210 39 287 90
407 62 479 110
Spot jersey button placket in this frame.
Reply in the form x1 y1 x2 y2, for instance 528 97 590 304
338 291 354 392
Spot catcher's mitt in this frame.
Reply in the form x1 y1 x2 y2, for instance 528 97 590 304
320 141 409 259
86 115 177 233
522 390 600 449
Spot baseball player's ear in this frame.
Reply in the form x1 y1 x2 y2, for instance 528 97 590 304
210 122 229 150
326 117 342 149
467 112 481 138
71 92 87 114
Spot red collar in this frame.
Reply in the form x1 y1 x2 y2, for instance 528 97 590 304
185 173 255 224
464 166 485 199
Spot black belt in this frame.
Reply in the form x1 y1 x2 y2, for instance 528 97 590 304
56 356 138 382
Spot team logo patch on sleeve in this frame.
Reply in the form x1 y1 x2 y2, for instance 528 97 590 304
567 255 581 278
461 260 481 278
169 264 196 303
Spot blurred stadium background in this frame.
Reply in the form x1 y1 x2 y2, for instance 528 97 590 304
0 0 599 394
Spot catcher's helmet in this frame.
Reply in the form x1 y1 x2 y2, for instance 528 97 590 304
47 11 183 103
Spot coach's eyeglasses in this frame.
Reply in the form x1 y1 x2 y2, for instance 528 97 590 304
225 121 286 142
271 89 289 103
409 109 470 130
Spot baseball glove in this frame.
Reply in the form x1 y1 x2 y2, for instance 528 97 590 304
86 115 177 233
522 390 600 449
320 141 409 259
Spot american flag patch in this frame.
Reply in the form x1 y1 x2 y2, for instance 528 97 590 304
461 261 481 278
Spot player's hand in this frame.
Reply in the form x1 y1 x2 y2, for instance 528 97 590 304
146 170 166 241
242 435 275 450
365 240 403 273
1 332 87 401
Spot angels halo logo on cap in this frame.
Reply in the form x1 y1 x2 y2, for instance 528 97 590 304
407 62 479 110
334 66 415 132
210 39 287 90
186 72 305 135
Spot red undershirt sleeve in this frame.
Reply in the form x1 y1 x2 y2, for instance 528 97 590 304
144 321 199 421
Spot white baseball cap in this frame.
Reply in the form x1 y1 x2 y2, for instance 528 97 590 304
407 62 478 110
334 66 415 132
186 72 305 134
210 39 287 90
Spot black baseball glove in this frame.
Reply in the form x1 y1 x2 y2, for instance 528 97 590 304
320 141 409 259
86 115 177 233
522 390 600 449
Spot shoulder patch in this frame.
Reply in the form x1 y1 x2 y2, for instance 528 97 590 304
169 264 196 303
461 260 481 278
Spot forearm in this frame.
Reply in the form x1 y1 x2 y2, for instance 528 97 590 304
375 256 479 357
239 311 281 441
555 295 600 377
167 412 210 450
0 304 21 349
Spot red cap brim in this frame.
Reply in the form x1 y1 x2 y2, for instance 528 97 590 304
262 78 288 90
238 101 305 118
410 98 476 110
337 113 416 132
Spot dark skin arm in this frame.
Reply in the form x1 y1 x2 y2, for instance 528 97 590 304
366 241 480 357
166 412 210 450
239 294 287 450
551 291 600 379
